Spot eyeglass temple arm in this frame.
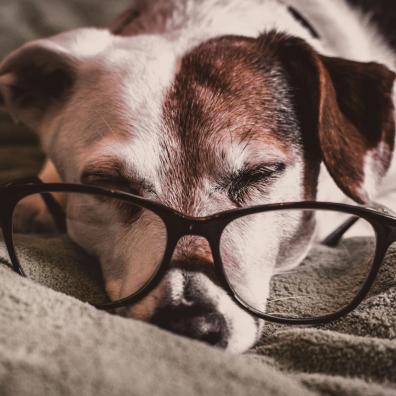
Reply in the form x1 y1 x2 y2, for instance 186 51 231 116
321 216 359 246
7 176 67 233
321 201 396 247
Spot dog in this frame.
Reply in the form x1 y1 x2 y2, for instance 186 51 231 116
0 0 395 353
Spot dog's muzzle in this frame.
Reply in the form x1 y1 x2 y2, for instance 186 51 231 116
150 264 229 348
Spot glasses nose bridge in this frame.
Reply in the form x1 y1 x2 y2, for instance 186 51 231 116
182 217 218 238
167 217 222 272
171 217 221 253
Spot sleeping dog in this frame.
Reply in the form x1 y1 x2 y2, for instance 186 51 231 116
0 0 395 352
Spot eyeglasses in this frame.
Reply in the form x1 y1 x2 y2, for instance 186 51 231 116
1 177 396 325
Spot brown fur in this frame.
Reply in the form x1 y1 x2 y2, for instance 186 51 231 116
160 32 395 205
161 35 302 212
265 32 396 203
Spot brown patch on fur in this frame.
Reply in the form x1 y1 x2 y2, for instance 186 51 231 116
161 32 395 206
161 36 302 212
264 32 396 203
318 57 395 202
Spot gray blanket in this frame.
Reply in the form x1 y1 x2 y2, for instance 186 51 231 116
0 1 396 395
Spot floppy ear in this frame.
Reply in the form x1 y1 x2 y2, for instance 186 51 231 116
0 41 78 129
0 28 112 130
261 32 396 203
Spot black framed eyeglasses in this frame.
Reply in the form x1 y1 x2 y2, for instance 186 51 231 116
1 177 396 325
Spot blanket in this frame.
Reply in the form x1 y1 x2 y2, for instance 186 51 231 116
0 1 396 395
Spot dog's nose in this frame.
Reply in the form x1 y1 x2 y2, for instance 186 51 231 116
151 301 228 347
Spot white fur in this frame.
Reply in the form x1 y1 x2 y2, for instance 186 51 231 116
284 0 396 69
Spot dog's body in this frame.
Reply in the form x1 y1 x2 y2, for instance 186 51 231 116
1 0 395 352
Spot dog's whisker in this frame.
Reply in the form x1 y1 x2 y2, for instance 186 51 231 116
264 312 301 318
266 295 309 303
99 114 114 136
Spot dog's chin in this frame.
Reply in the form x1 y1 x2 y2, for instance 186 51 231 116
114 269 261 353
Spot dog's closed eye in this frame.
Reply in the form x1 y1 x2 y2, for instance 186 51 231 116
80 157 149 196
222 163 286 205
80 171 144 223
81 171 138 194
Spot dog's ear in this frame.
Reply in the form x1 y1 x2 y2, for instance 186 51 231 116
261 32 396 203
0 42 77 129
0 28 112 130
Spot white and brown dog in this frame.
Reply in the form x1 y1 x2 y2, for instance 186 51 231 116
0 0 395 352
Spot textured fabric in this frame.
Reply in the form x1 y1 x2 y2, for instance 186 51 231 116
1 1 396 395
0 233 396 395
0 261 313 396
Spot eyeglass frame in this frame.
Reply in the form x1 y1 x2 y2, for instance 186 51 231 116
1 177 396 326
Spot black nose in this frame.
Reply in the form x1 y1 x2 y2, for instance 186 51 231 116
151 302 228 347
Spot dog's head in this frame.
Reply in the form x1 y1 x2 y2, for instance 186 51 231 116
1 29 394 352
